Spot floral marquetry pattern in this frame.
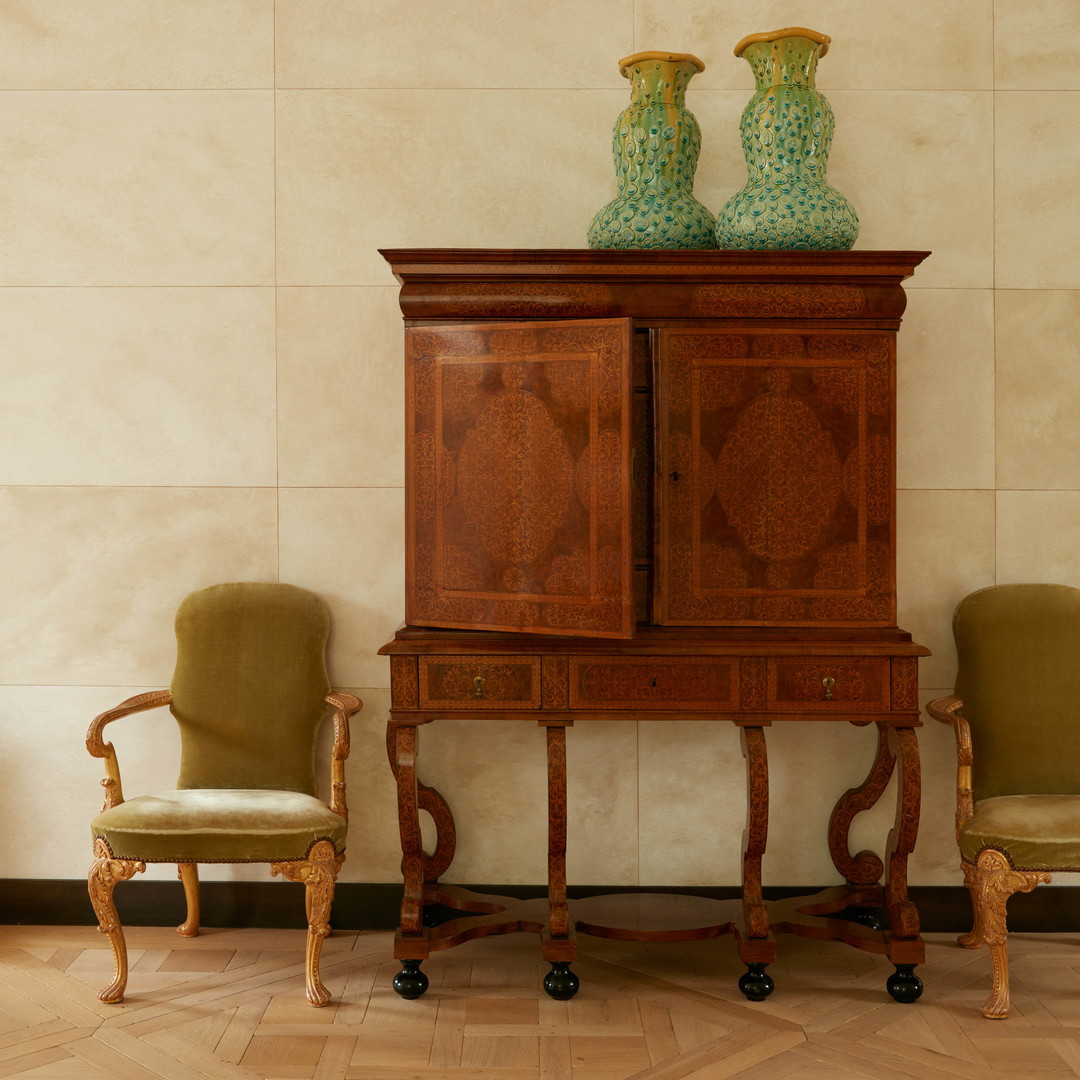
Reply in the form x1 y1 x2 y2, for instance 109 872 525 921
740 657 768 709
542 656 570 708
891 657 920 711
458 389 576 565
406 319 633 638
390 657 419 709
440 282 612 318
716 381 842 563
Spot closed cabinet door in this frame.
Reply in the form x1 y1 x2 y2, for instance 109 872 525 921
654 328 896 627
405 318 636 639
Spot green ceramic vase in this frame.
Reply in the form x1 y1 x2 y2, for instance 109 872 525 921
715 28 858 251
588 51 716 250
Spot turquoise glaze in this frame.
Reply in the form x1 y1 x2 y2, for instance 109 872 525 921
716 30 858 251
588 52 716 250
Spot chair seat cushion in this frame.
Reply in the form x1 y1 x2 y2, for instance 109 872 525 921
960 794 1080 869
91 789 347 863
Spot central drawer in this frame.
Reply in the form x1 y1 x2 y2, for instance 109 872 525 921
568 657 739 710
419 656 541 709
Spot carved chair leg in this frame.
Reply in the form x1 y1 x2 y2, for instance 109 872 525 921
87 838 144 1003
970 848 1051 1019
177 862 200 937
272 840 344 1007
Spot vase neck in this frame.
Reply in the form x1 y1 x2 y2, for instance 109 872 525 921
621 55 700 108
741 35 823 92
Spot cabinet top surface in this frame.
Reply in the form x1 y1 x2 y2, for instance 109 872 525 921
380 248 931 281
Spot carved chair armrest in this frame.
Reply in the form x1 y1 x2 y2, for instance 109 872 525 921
85 689 173 810
325 692 362 824
926 694 975 841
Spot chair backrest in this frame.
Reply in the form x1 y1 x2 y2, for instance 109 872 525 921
170 582 331 794
953 583 1080 801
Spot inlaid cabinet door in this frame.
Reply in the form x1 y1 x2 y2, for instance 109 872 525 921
405 319 635 638
655 328 896 627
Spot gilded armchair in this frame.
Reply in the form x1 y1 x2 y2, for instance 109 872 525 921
86 582 361 1006
928 583 1080 1018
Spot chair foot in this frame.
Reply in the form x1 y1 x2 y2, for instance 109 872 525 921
271 840 344 1007
87 838 144 1004
177 862 200 937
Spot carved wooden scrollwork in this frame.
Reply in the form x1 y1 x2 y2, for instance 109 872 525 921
741 727 770 940
828 723 894 884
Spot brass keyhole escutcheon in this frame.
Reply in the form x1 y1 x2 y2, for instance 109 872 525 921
473 675 486 699
822 676 836 701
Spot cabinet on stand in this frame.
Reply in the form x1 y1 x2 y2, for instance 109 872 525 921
378 249 930 1003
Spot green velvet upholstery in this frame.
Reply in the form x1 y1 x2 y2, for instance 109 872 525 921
954 583 1080 804
960 795 1080 869
91 789 347 863
171 582 330 794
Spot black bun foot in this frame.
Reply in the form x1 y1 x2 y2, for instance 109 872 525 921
392 959 429 999
543 961 580 1000
738 962 775 1001
886 964 923 1003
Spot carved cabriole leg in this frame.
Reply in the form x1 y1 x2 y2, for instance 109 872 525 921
883 726 921 941
389 722 425 936
971 848 1051 1019
87 837 144 1003
958 858 983 948
177 863 200 937
828 722 894 885
271 840 344 1007
741 727 770 940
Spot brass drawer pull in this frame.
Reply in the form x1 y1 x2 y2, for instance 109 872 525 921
473 675 486 699
822 676 835 701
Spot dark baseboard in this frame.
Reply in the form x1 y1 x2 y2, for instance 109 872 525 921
2 878 1077 934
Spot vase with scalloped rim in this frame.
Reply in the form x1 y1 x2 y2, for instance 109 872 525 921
715 28 858 251
588 51 716 250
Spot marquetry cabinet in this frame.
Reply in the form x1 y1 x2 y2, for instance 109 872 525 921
380 249 930 1004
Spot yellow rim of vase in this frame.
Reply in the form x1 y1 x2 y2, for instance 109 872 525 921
618 51 706 77
733 28 830 58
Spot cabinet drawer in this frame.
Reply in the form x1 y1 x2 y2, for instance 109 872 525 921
768 658 891 712
569 657 739 710
419 657 541 709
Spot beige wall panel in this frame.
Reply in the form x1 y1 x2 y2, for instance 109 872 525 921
0 487 278 685
0 91 274 286
825 91 993 289
0 287 276 486
0 0 273 89
275 0 633 89
565 722 639 886
996 93 1080 289
997 290 1080 490
761 721 885 885
277 287 404 488
995 0 1080 90
637 722 744 886
896 489 996 688
278 487 404 689
998 491 1080 586
897 289 995 490
276 88 626 286
405 719 549 884
1 685 183 880
636 0 993 90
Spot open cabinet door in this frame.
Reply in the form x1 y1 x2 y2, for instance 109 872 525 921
405 318 635 639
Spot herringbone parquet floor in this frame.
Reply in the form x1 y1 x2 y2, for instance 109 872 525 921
2 924 1080 1079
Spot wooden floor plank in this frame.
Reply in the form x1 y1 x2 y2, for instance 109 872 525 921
5 927 1080 1080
